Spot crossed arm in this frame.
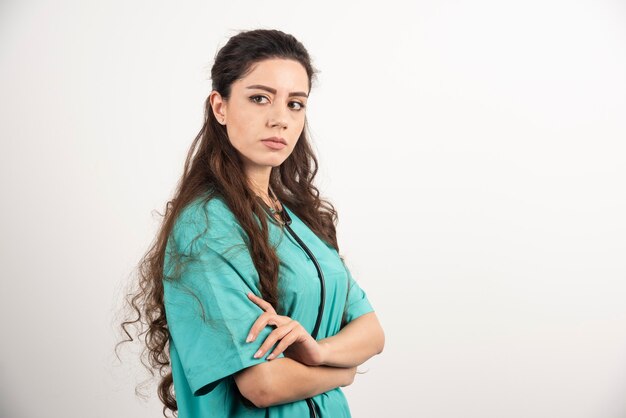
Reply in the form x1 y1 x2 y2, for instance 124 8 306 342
234 311 385 408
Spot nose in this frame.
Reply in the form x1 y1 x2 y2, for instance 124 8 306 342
268 102 288 129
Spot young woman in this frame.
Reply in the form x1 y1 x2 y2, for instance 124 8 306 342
119 28 384 417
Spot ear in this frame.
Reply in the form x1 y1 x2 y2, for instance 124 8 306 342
209 90 227 125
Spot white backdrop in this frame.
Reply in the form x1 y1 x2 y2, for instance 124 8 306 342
1 1 625 417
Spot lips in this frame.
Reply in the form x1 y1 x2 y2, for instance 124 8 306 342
262 140 286 150
261 136 287 145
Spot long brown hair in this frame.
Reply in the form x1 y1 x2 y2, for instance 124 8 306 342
115 28 350 416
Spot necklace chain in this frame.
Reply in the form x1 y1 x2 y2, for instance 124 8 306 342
257 185 281 215
262 185 285 226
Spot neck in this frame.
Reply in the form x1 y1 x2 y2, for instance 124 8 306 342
244 164 273 198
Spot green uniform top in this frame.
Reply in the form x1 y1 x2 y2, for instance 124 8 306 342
163 193 374 417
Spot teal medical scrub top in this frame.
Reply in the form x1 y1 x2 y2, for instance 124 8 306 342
163 194 374 417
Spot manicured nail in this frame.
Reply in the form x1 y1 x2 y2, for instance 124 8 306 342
246 333 253 343
254 349 262 358
266 353 275 360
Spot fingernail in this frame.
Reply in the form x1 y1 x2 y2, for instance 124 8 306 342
267 353 275 360
254 350 262 358
246 333 253 343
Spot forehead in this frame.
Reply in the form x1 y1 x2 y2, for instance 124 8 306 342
234 58 309 94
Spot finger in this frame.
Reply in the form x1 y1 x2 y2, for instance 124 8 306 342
247 292 277 314
266 331 300 360
246 313 290 343
267 321 305 360
246 312 274 343
253 321 298 359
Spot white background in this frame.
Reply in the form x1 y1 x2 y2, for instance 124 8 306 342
1 1 625 417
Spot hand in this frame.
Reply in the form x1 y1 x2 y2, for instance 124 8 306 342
246 292 326 366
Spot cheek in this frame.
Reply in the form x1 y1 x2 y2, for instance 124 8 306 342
228 112 258 144
290 118 306 140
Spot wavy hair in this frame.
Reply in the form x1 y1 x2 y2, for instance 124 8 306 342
115 28 351 416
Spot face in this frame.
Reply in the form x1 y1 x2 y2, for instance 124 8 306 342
209 58 309 180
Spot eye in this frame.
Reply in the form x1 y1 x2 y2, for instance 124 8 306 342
249 95 269 104
289 101 306 111
249 95 306 111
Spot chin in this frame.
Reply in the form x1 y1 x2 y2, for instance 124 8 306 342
266 159 287 168
258 155 289 167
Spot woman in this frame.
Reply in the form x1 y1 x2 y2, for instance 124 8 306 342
118 28 384 417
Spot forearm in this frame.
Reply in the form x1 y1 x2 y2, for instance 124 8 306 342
319 312 385 368
262 357 354 408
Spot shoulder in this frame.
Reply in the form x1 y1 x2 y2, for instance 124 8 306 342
171 194 245 255
177 194 236 229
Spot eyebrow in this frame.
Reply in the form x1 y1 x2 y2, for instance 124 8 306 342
245 84 309 98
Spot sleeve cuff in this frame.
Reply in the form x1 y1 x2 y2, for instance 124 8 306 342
345 298 375 324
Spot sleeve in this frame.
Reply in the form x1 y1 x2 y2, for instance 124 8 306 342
162 199 285 397
343 264 375 324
